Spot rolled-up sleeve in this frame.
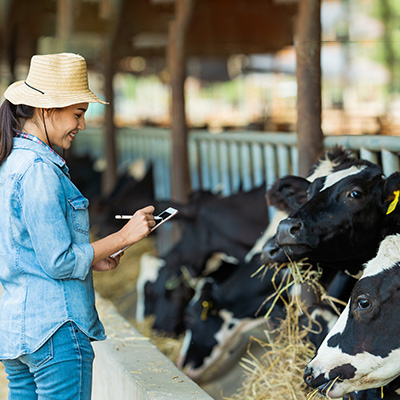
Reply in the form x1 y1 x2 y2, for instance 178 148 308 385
19 160 94 280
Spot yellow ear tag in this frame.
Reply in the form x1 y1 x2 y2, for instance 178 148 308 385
201 300 213 321
387 190 400 215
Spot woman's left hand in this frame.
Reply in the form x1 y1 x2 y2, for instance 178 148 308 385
92 253 124 272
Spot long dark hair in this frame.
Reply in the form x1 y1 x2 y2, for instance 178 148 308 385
0 100 34 165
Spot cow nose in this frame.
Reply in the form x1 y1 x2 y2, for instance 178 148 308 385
277 218 304 243
261 238 284 263
303 365 315 387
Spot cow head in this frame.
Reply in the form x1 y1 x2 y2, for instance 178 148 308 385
262 146 358 266
267 162 400 277
304 235 400 398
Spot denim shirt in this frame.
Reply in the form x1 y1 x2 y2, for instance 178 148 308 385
0 134 105 359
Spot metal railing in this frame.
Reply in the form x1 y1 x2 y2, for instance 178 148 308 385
73 128 400 201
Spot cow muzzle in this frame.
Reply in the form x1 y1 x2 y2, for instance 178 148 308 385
276 218 318 250
261 236 289 264
277 218 304 243
304 362 357 399
304 365 342 398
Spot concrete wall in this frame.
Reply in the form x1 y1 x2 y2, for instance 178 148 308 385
92 295 213 400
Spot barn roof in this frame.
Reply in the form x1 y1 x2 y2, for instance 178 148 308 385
1 0 298 69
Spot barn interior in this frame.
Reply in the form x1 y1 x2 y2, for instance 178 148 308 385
0 0 399 399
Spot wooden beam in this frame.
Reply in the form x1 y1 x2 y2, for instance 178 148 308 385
167 0 194 203
57 0 73 39
101 0 124 195
102 44 118 195
295 0 322 177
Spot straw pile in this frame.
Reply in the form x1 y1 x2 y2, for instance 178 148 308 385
225 260 342 400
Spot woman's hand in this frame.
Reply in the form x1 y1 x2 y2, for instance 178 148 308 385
120 205 156 245
92 253 124 272
90 205 156 267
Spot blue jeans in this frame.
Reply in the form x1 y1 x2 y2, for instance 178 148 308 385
1 322 95 400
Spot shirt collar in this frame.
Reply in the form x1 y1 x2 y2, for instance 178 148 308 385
14 132 67 171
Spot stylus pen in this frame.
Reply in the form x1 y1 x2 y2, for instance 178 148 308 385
115 214 162 220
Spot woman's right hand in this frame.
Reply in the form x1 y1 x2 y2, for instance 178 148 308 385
91 205 156 267
120 205 156 245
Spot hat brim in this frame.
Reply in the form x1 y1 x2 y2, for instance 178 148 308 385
4 80 108 108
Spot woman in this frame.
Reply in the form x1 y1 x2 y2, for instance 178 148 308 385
0 53 156 399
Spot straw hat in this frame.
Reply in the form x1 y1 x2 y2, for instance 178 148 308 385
4 53 108 108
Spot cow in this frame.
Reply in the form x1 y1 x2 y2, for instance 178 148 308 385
262 160 400 279
304 234 400 399
176 253 287 382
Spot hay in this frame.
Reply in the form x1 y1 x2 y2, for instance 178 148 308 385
225 260 342 400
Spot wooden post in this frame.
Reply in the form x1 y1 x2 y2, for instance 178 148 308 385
101 0 123 195
56 0 73 39
167 0 194 203
102 44 118 195
295 0 323 177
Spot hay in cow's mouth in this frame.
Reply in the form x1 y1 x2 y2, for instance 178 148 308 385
316 376 342 399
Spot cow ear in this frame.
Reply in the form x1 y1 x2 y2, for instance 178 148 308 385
383 172 400 215
266 175 310 214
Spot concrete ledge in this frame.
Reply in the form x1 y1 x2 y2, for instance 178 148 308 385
92 295 213 400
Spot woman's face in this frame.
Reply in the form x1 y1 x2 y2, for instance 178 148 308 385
45 102 89 149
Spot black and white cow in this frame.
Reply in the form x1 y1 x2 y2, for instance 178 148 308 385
177 253 287 381
262 160 400 278
304 234 400 399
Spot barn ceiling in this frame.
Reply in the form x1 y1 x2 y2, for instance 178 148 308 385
0 0 298 72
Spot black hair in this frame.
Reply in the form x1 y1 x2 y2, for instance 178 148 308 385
0 100 34 165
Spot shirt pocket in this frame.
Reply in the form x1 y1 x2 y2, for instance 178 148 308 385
68 195 90 235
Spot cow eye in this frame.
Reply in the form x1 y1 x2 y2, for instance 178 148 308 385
349 190 363 199
356 297 371 310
